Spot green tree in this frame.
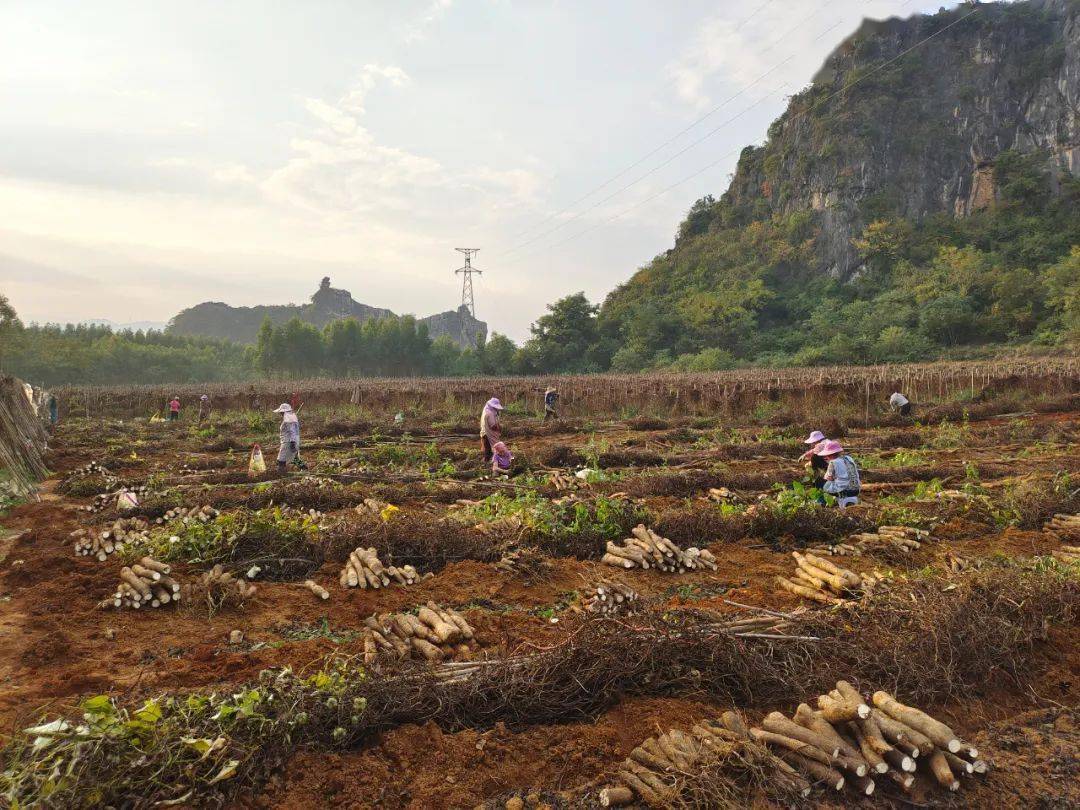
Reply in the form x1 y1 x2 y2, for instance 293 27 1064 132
525 293 601 373
0 294 23 371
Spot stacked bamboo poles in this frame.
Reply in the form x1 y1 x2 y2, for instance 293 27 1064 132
338 546 424 589
584 579 640 615
184 564 257 607
154 504 220 525
493 547 553 581
742 682 986 798
600 712 811 807
601 524 718 573
360 602 477 664
776 552 880 605
100 558 180 609
1045 513 1080 542
810 525 926 557
73 517 151 560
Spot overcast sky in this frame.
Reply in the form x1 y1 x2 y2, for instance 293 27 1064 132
0 0 963 342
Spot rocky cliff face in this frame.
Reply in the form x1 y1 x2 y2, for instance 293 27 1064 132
168 277 487 348
721 0 1079 277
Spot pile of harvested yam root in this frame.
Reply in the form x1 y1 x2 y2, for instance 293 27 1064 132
776 552 882 605
184 564 257 609
360 602 477 663
339 546 425 589
1045 513 1080 542
810 525 926 557
493 547 553 582
584 579 640 615
155 504 220 525
1052 545 1080 565
73 517 150 560
100 558 180 609
600 681 986 806
599 711 810 807
746 683 986 796
602 525 717 573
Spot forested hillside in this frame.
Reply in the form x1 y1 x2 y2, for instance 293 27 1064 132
589 0 1080 370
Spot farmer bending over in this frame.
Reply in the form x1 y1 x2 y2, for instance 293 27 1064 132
889 391 912 417
491 441 513 476
480 397 503 462
816 440 861 508
543 387 559 422
798 429 829 488
274 403 307 472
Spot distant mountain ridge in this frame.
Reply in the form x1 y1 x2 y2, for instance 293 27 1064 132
167 278 487 348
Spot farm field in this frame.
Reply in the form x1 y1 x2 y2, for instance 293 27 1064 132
1 371 1079 808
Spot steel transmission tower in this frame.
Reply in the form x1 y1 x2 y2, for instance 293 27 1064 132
454 248 482 317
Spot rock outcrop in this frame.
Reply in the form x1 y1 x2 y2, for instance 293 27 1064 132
719 0 1079 277
168 277 487 349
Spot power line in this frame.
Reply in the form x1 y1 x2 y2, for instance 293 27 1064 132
497 0 830 251
497 0 896 257
518 3 981 259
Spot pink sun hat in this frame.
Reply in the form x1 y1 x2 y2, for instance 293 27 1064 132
815 439 844 456
804 430 825 444
485 398 504 410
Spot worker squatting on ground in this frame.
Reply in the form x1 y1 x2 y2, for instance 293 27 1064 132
168 396 180 421
274 403 307 471
480 397 503 462
543 387 559 422
816 440 861 508
798 429 829 487
890 391 912 416
491 441 513 476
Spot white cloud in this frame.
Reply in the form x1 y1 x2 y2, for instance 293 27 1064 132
665 0 909 109
403 0 454 44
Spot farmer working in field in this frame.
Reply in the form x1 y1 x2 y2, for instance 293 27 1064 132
168 396 181 421
274 402 307 471
491 441 513 476
798 430 829 488
197 394 211 423
889 391 912 417
543 386 559 422
816 440 861 508
480 397 504 462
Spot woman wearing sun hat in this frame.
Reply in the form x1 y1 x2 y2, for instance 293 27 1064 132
816 440 861 508
273 402 306 472
798 430 829 487
479 397 504 462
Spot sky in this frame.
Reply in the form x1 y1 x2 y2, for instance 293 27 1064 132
0 0 966 342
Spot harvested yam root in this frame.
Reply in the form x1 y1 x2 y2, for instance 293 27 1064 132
707 486 736 501
600 716 810 807
339 546 425 589
355 498 399 522
584 579 640 615
601 524 717 573
360 602 478 664
547 470 576 491
811 525 927 557
473 514 525 537
1051 545 1080 565
183 564 257 611
304 579 330 600
155 504 220 525
73 517 150 561
1045 513 1080 542
741 682 987 799
100 557 181 610
776 552 881 605
943 551 974 574
493 547 553 583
